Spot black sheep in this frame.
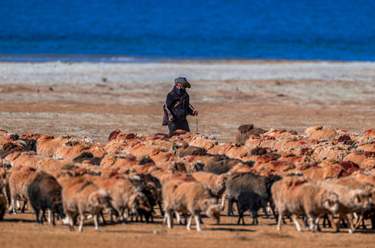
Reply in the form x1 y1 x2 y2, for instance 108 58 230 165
129 173 163 223
237 190 264 225
0 193 6 220
27 171 65 224
226 172 281 223
204 155 254 175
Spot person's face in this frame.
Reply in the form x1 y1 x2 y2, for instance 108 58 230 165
175 83 184 89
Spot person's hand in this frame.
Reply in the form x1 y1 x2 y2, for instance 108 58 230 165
193 110 199 116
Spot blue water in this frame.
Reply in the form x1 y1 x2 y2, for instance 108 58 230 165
0 0 375 61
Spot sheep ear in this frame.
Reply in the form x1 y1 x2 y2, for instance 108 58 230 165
202 199 210 208
330 192 339 202
88 193 100 206
286 180 293 188
129 175 141 181
364 184 374 193
129 193 138 206
321 191 328 201
355 194 361 204
223 172 231 179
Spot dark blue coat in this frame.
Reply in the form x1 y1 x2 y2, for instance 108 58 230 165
165 87 194 121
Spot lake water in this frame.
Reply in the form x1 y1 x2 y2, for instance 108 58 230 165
0 0 374 61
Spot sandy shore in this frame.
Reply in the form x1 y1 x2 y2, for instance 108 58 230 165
0 61 375 142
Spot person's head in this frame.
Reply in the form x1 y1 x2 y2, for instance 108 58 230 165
174 77 191 89
175 82 184 89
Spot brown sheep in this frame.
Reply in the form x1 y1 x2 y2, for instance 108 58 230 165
188 135 217 151
322 174 375 229
302 162 343 181
318 179 373 233
272 177 339 232
163 180 222 231
8 166 38 213
4 151 41 168
191 171 227 198
305 126 337 141
61 176 113 232
53 139 90 161
235 124 266 146
92 175 151 223
36 135 68 157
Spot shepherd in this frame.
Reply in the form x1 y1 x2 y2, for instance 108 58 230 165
163 77 198 136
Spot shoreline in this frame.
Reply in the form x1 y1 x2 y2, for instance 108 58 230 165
1 54 375 64
1 60 375 85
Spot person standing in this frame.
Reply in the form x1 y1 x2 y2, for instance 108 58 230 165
163 77 198 136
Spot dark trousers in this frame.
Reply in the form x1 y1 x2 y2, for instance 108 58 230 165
168 119 190 136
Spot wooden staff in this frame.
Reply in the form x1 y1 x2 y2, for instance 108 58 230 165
189 104 199 134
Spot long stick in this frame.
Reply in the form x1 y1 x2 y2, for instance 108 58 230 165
195 116 199 134
189 104 199 134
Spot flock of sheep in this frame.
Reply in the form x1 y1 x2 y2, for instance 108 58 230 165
0 124 375 233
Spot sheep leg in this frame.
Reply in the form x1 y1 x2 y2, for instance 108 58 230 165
315 217 321 232
67 213 75 231
34 209 40 223
119 208 125 223
340 215 348 228
10 196 17 214
322 214 331 228
186 215 193 230
163 213 167 224
345 214 355 234
47 210 52 225
220 193 226 210
109 210 115 223
361 218 366 230
52 211 56 226
262 206 269 218
2 188 8 208
302 215 308 228
307 215 316 232
150 212 154 223
199 215 203 224
21 200 27 213
93 214 99 231
41 210 48 223
40 210 46 224
227 198 234 216
99 211 106 225
175 212 182 224
291 214 302 232
371 214 375 230
124 209 129 222
269 200 277 221
277 211 283 231
329 214 339 232
166 210 173 229
252 210 259 225
114 208 121 223
78 214 84 232
353 214 363 229
237 210 243 225
158 202 164 217
194 214 202 232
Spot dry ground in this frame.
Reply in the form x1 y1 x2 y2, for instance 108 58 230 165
1 212 375 248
